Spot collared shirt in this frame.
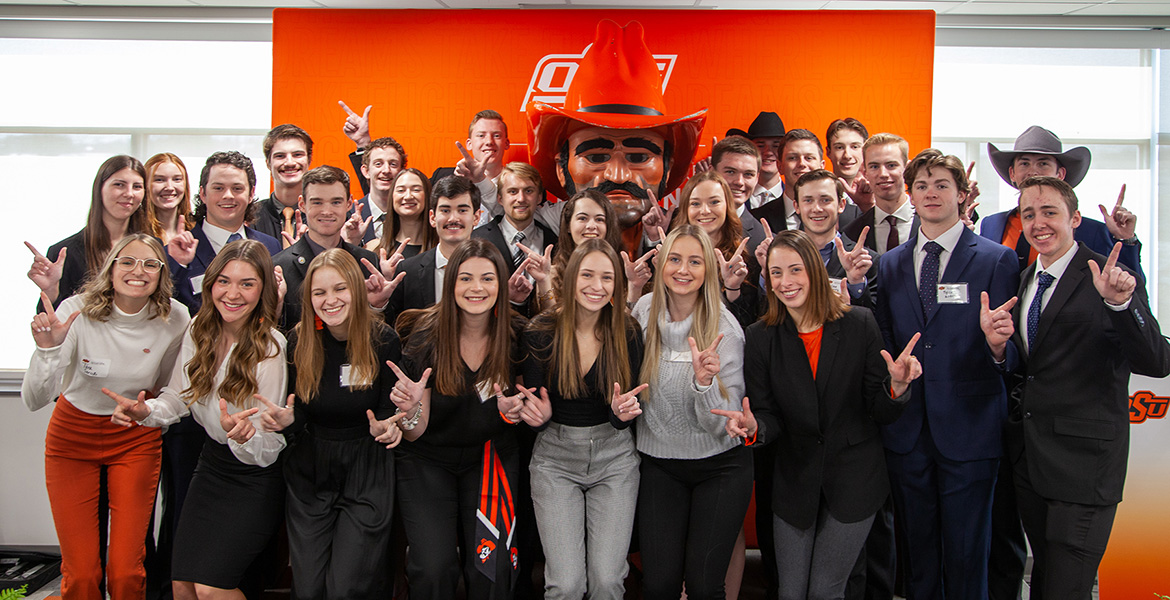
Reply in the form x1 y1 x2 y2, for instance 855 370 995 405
781 194 800 231
304 234 344 258
751 179 784 210
203 221 247 256
1018 242 1077 355
435 244 451 301
498 218 543 259
913 219 965 287
368 195 388 239
874 197 915 254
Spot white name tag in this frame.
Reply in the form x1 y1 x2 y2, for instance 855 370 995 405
829 277 845 292
339 364 353 387
81 358 110 378
936 283 969 304
477 380 494 404
190 274 204 295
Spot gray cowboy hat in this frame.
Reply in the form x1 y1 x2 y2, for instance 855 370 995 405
988 125 1091 188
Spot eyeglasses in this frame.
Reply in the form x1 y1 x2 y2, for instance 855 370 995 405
114 257 164 273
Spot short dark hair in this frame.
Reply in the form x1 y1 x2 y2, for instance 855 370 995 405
468 110 507 139
430 175 482 213
195 151 258 223
793 169 845 200
782 129 823 160
362 137 408 169
301 165 350 195
712 135 761 171
1018 175 1078 213
904 149 970 194
826 118 869 145
263 124 313 162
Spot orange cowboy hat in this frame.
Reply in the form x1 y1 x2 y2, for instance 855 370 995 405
526 19 707 200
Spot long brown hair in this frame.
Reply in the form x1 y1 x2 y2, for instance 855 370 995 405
761 230 848 328
85 155 152 274
144 153 194 237
671 170 743 261
529 240 632 399
396 239 515 397
78 233 173 322
184 239 280 407
377 168 437 255
294 250 386 402
552 189 623 296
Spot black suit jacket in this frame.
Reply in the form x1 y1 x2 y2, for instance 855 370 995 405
843 207 920 255
824 233 880 309
746 308 908 529
273 236 377 331
386 247 438 328
472 216 558 317
1007 243 1169 505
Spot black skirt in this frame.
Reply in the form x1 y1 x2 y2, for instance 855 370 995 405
171 435 285 590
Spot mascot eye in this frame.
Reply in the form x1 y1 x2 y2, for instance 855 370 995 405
584 153 611 164
625 153 650 164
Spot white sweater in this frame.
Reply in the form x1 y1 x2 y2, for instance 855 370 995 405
22 296 189 416
632 294 746 460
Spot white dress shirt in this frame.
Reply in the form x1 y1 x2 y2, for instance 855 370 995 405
913 219 965 287
1018 242 1078 355
203 221 248 255
435 244 451 301
751 179 784 210
874 197 915 254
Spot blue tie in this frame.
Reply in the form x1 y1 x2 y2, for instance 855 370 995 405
1027 271 1056 352
919 241 943 319
227 232 243 244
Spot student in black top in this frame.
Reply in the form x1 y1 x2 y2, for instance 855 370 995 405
260 249 404 600
391 238 526 600
519 239 646 599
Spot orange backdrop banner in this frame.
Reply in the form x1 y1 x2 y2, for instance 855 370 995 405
271 8 935 200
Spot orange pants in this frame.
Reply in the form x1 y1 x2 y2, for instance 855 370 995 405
44 396 161 600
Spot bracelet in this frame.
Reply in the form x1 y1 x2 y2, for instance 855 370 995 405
396 403 423 431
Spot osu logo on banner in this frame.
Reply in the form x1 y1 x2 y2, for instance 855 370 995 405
521 44 678 112
1129 390 1169 424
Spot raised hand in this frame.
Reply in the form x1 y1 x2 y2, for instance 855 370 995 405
167 231 199 267
508 264 534 304
362 256 406 309
881 332 923 397
454 141 490 183
834 226 873 285
641 189 674 242
25 242 65 297
1100 184 1136 241
622 248 656 299
104 388 151 427
843 174 873 211
517 242 554 286
218 398 260 444
965 161 981 208
375 239 410 281
979 291 1018 361
494 383 526 424
1088 242 1137 306
386 360 430 413
960 199 981 231
517 385 553 428
281 209 307 247
754 218 775 278
717 238 751 293
611 382 648 422
688 334 724 388
339 100 372 147
30 291 80 348
257 393 295 432
711 397 757 440
342 201 374 245
367 409 407 448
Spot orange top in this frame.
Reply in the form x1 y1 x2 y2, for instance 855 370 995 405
1001 211 1039 265
799 326 824 379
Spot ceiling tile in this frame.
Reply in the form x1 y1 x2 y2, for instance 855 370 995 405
1068 2 1170 15
823 1 964 11
317 0 442 5
946 2 1097 14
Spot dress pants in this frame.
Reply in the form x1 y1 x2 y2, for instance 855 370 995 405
45 397 161 600
638 445 753 600
988 454 1027 600
530 422 639 600
774 508 875 600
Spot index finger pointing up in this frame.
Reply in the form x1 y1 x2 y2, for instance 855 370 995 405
338 100 357 117
1115 183 1126 210
853 226 870 252
899 332 922 361
456 141 474 162
24 241 45 259
706 333 725 353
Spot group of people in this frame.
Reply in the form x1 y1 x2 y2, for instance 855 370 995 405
20 99 1169 600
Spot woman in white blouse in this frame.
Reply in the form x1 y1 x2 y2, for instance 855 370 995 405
108 239 287 600
23 233 189 600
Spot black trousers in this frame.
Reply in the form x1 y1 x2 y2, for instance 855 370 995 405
397 445 519 600
1014 456 1116 600
988 453 1027 600
752 443 779 600
845 495 897 600
638 445 753 600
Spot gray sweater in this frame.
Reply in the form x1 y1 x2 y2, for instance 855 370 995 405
632 294 746 460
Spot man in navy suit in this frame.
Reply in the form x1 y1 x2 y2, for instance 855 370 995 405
875 151 1019 600
167 151 281 316
1003 176 1168 599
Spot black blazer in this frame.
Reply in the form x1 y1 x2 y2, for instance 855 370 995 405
824 233 880 310
1007 243 1170 505
40 230 88 311
273 236 377 331
746 308 908 530
472 216 558 317
386 247 438 327
843 207 920 254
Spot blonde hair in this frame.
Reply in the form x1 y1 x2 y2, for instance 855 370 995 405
639 225 728 400
183 239 279 407
294 250 387 402
78 233 173 322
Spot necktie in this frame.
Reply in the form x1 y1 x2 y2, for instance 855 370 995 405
226 232 243 244
1027 271 1056 352
919 241 943 319
282 206 296 249
885 215 900 253
511 231 526 269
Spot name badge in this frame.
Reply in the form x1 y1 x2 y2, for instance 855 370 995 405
829 277 844 292
190 274 205 295
936 283 969 304
339 364 353 387
81 358 110 378
477 380 494 404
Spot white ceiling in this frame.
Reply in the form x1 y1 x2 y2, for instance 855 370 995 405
2 0 1170 17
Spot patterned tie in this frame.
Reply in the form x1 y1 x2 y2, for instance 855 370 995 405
885 214 900 253
919 241 943 319
1027 271 1056 353
227 232 243 244
511 231 526 269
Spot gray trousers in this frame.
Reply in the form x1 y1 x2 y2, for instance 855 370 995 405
530 422 639 600
774 508 875 600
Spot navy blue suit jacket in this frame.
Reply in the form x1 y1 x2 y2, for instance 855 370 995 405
979 209 1143 280
875 225 1020 462
168 222 281 316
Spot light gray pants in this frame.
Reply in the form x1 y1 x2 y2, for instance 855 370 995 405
530 421 639 600
774 508 875 600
